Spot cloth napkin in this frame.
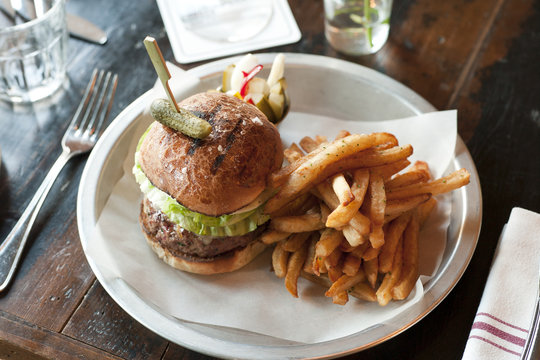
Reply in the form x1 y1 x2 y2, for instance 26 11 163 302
462 207 540 359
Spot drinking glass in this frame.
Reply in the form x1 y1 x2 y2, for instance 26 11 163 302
324 0 393 56
0 0 68 103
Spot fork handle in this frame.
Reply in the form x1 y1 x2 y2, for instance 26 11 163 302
0 151 72 292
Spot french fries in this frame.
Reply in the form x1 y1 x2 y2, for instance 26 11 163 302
326 169 369 228
379 212 412 273
332 291 349 305
266 130 470 306
315 180 370 246
316 228 343 257
313 228 343 275
376 236 403 306
343 253 362 276
325 247 344 282
384 194 431 223
272 242 289 278
264 133 399 214
392 211 420 300
363 257 378 288
285 241 309 297
362 243 381 261
386 168 470 200
282 231 312 252
325 271 366 298
301 271 376 301
365 171 386 249
303 236 318 274
261 230 291 245
299 136 323 152
270 212 325 233
283 143 304 163
385 160 431 189
331 174 355 206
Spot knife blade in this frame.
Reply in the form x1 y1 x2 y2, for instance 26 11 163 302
65 13 107 45
0 0 108 45
0 0 17 23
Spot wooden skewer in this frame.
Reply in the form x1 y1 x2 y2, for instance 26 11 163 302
143 36 180 112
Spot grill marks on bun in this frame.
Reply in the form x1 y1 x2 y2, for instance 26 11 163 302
187 104 245 175
211 118 243 174
185 117 244 175
187 138 202 156
187 106 221 155
138 92 283 216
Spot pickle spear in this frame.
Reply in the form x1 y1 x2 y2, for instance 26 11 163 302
150 98 212 139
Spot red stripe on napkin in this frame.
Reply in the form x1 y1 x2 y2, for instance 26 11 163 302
471 321 526 346
476 312 529 333
468 336 522 356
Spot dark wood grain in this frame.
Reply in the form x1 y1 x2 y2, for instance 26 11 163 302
0 210 94 331
454 0 536 143
62 281 170 359
0 0 538 358
0 310 121 359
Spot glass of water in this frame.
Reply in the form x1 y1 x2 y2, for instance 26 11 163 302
324 0 393 56
0 0 68 103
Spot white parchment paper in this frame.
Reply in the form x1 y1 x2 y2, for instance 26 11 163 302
87 69 458 344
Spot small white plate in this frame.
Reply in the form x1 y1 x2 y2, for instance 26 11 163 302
156 0 301 64
77 53 482 359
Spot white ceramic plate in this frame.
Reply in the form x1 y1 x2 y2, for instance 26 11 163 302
77 53 482 359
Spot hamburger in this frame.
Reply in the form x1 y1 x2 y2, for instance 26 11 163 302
133 92 283 274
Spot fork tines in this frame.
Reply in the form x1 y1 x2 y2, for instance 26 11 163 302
70 69 118 139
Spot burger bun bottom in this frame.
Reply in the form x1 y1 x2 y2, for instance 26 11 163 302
141 230 267 275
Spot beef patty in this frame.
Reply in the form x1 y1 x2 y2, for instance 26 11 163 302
139 198 266 261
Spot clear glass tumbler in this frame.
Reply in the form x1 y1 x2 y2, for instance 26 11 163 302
0 0 68 103
324 0 393 56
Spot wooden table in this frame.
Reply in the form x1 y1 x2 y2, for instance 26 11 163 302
0 0 538 358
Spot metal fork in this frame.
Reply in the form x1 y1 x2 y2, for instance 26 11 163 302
0 69 118 292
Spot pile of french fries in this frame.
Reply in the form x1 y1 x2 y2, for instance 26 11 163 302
262 130 470 306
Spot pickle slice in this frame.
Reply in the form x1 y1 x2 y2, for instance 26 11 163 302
251 94 277 123
268 92 284 120
268 78 290 122
221 64 235 92
150 98 212 139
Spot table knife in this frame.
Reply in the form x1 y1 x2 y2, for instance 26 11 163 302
65 13 107 45
0 0 107 45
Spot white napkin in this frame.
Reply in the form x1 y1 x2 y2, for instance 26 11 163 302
462 207 540 359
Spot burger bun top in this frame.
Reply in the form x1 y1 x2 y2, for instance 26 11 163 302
138 92 283 216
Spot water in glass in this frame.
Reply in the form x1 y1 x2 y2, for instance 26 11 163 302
324 0 392 56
